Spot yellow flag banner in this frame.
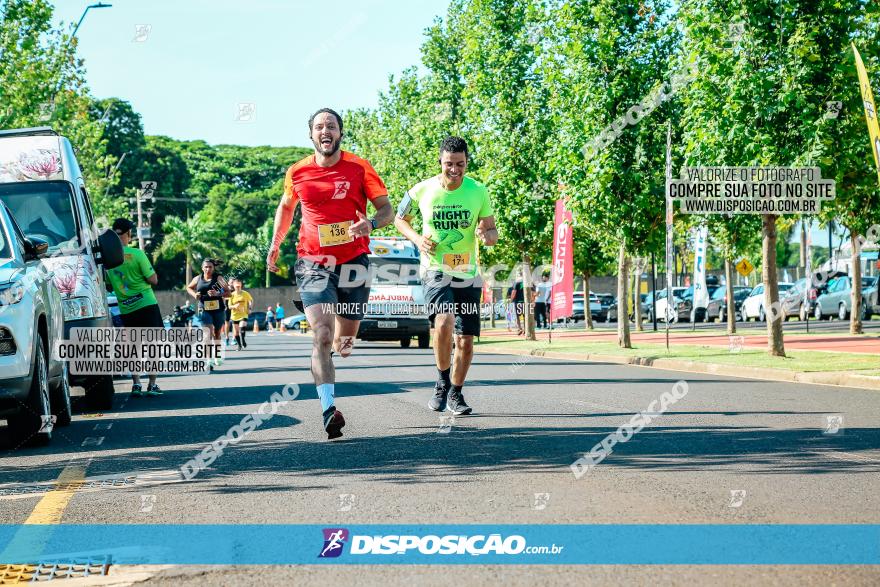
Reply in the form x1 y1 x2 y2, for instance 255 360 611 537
853 43 880 184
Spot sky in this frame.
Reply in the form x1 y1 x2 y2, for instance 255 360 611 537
51 0 450 148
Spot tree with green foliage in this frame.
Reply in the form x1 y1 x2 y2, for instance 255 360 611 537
153 212 221 287
0 0 115 216
817 36 880 334
544 0 678 348
678 0 877 354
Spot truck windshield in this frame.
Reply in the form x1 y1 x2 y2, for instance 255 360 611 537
0 181 78 253
371 257 422 286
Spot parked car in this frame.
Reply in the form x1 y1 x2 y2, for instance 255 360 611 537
0 127 124 411
741 282 794 321
595 293 614 322
674 284 721 322
779 274 840 321
862 275 879 318
648 287 686 322
814 276 873 320
567 292 586 322
706 285 751 322
282 314 308 330
245 311 269 331
0 202 69 447
641 291 657 320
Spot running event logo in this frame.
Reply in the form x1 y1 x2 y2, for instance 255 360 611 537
332 180 350 199
430 203 471 250
319 528 349 558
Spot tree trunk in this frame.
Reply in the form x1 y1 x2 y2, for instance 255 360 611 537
523 255 536 341
725 257 736 335
850 233 863 335
583 272 594 330
617 240 631 348
634 260 643 331
762 214 785 357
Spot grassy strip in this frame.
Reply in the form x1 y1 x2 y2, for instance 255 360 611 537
475 336 879 374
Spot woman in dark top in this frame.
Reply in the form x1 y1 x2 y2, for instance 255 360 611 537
186 258 229 368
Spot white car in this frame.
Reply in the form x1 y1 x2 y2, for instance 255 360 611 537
0 201 68 447
282 314 308 330
652 287 686 322
741 282 794 321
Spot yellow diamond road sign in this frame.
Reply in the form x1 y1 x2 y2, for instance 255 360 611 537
736 258 754 277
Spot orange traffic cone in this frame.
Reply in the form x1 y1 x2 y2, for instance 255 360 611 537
253 319 260 334
279 321 286 332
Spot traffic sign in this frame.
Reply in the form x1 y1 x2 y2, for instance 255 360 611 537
735 258 754 277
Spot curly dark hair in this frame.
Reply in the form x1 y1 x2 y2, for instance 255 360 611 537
439 135 469 159
308 108 343 132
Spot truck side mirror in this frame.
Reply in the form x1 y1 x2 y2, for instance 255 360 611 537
23 236 50 261
96 228 124 269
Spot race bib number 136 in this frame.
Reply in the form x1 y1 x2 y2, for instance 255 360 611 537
318 221 354 247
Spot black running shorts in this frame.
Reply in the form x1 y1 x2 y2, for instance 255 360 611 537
422 270 482 336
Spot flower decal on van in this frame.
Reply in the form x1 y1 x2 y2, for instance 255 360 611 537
17 149 62 180
0 148 63 182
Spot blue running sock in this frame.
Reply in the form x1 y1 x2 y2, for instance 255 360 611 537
317 383 335 412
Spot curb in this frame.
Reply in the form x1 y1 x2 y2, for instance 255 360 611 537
475 344 880 391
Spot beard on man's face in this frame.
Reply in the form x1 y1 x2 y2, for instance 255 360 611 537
313 135 341 156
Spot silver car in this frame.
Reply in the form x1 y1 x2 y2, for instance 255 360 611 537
0 202 68 448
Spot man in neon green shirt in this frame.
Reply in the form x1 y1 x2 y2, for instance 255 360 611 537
395 136 498 415
106 218 163 397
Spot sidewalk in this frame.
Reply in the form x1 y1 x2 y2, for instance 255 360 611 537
476 326 880 391
479 326 880 354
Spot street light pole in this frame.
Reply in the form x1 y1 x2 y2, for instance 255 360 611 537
71 3 112 40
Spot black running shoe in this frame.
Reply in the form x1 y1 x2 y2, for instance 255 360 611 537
447 389 473 415
428 381 449 412
323 406 345 440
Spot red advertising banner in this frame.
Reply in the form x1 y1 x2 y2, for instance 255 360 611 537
551 199 573 318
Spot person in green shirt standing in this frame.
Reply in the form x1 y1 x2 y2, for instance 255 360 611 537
107 218 164 397
395 136 498 415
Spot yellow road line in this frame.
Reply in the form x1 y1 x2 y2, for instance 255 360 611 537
22 465 86 525
0 464 87 582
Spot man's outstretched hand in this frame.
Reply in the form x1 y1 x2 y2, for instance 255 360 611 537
266 246 280 273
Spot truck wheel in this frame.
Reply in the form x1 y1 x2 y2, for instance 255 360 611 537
9 334 53 448
418 334 430 349
84 374 115 411
400 337 412 349
50 361 72 427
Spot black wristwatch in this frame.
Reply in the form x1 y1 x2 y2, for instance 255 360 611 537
369 218 377 231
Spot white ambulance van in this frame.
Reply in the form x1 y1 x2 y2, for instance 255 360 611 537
358 237 430 348
0 127 124 410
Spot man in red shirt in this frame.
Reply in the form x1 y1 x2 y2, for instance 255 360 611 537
267 108 392 440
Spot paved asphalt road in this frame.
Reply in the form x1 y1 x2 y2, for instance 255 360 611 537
1 332 879 585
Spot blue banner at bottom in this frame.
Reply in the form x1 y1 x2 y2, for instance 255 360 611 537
0 525 877 565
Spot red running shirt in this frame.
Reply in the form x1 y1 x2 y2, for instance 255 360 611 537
283 151 387 264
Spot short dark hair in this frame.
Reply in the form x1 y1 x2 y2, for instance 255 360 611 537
308 108 343 132
440 136 469 159
112 218 134 234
